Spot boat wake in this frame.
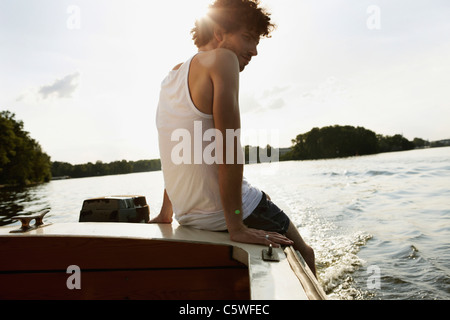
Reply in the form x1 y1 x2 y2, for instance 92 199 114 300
278 196 373 300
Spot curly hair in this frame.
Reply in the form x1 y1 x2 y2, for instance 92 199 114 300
191 0 275 48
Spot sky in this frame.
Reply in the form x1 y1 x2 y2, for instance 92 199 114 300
1 0 449 164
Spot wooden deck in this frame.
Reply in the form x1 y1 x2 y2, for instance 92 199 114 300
0 221 325 300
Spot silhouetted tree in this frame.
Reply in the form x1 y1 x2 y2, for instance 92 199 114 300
0 111 51 185
282 125 416 161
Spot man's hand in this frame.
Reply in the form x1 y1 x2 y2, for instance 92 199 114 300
148 214 173 224
229 225 294 248
148 189 173 224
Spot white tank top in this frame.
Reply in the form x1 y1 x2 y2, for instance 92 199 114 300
156 53 262 231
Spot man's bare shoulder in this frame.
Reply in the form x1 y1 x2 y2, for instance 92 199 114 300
197 49 239 72
172 63 183 71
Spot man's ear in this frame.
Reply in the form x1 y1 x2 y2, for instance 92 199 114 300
213 26 226 44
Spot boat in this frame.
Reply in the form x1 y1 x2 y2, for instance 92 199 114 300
0 196 327 300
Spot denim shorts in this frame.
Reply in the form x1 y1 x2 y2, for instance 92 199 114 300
243 192 291 234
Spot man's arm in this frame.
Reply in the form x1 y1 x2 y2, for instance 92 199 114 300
148 189 173 224
210 49 244 234
210 49 293 247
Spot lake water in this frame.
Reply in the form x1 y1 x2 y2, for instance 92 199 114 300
1 147 449 300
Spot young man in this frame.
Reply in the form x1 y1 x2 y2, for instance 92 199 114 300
152 0 316 274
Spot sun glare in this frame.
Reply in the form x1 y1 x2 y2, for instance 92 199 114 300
190 0 212 23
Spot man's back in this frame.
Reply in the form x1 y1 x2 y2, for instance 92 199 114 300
156 50 262 231
188 49 240 116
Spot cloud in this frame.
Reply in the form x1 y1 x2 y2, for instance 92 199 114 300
241 85 290 114
261 86 290 100
240 92 262 113
267 97 286 110
38 72 80 99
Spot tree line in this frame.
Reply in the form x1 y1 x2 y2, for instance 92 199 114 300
1 111 445 185
0 111 52 186
51 159 161 179
281 125 423 161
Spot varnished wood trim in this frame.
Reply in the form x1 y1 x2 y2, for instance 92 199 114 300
284 246 328 300
0 267 250 300
0 236 245 271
